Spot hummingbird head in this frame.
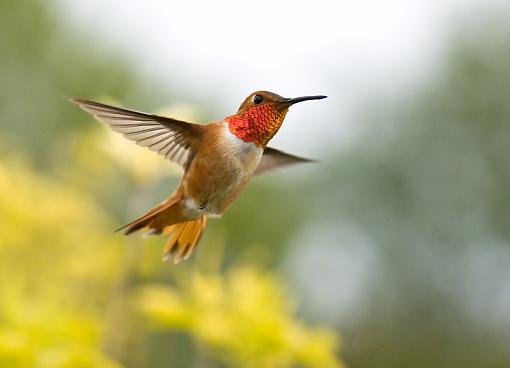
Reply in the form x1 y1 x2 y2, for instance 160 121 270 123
225 91 326 147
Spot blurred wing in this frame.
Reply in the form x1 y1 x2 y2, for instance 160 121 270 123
254 147 315 175
70 98 203 169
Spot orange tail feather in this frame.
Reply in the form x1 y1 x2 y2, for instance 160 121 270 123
162 216 208 263
117 192 186 235
116 194 207 263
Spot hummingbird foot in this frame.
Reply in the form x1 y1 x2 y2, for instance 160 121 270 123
142 228 162 238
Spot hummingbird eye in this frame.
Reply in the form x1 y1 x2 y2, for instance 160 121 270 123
253 95 263 104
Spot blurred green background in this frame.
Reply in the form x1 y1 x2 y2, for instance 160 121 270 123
1 0 510 367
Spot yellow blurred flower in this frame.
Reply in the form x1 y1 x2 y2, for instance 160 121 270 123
0 157 123 367
138 266 344 368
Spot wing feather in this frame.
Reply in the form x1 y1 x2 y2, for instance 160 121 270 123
70 98 203 170
254 147 315 175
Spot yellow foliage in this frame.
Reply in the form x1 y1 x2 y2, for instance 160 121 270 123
0 158 123 368
139 267 343 368
0 136 344 367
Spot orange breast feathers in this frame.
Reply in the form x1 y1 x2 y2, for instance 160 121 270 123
225 104 288 147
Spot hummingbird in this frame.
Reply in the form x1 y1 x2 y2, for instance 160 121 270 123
70 91 326 263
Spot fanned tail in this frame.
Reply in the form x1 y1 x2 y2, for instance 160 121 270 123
162 216 208 263
115 193 208 263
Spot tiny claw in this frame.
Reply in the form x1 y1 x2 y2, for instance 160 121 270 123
143 228 161 238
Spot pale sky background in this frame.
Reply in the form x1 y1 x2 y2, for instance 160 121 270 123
53 0 504 157
53 0 510 320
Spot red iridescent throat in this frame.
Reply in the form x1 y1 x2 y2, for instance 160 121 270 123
225 104 288 147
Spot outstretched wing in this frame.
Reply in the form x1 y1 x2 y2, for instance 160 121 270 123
70 98 203 170
254 147 315 175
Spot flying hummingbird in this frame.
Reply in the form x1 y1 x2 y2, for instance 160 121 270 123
70 91 326 263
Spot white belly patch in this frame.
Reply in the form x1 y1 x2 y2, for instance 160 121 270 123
222 123 263 166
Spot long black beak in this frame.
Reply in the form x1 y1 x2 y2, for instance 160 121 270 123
284 95 327 105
